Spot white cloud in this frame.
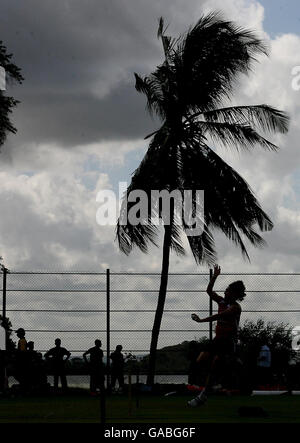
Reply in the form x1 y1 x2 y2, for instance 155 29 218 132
1 0 300 353
203 0 265 31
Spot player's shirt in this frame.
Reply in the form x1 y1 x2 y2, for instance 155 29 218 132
215 299 241 340
110 351 124 371
86 346 104 368
45 347 70 366
17 338 27 351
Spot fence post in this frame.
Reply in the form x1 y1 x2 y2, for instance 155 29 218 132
106 268 110 391
2 267 8 350
209 268 213 342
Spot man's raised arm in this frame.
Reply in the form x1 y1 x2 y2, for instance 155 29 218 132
191 265 223 324
206 265 223 303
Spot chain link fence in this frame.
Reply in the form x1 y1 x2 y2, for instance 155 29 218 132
1 269 300 387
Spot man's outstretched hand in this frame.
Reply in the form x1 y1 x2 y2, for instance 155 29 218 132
191 313 201 323
213 264 221 277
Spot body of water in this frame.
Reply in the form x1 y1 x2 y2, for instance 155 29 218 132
9 374 188 389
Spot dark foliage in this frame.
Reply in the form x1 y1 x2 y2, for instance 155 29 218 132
0 41 24 147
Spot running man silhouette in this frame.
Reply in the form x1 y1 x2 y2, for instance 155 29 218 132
45 338 71 391
83 339 104 395
188 265 246 407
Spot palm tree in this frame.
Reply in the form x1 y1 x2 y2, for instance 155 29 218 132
116 12 289 385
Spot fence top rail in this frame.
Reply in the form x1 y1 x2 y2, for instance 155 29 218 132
22 329 211 332
3 271 300 275
3 272 107 275
6 309 300 313
110 272 300 276
5 289 300 294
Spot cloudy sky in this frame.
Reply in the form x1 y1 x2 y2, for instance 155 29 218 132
1 0 300 273
1 0 300 352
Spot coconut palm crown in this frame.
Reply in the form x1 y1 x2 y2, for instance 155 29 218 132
116 13 289 265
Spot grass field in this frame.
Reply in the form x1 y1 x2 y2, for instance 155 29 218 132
0 391 300 423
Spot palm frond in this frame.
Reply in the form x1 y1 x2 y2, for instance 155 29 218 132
170 222 186 256
157 17 165 40
116 129 186 256
239 225 267 248
202 105 289 135
186 226 217 266
134 73 165 119
116 220 159 255
157 17 173 61
173 11 268 111
179 140 274 257
194 121 279 151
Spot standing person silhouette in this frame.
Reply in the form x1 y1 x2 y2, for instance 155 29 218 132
16 328 27 351
15 328 28 390
45 338 71 391
110 345 125 393
83 340 104 395
188 265 246 407
256 343 272 386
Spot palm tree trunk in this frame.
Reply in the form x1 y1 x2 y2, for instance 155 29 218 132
146 222 172 386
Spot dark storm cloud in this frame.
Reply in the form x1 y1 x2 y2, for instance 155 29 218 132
0 0 206 154
10 81 158 147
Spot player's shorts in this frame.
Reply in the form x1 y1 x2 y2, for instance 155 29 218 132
203 337 236 356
